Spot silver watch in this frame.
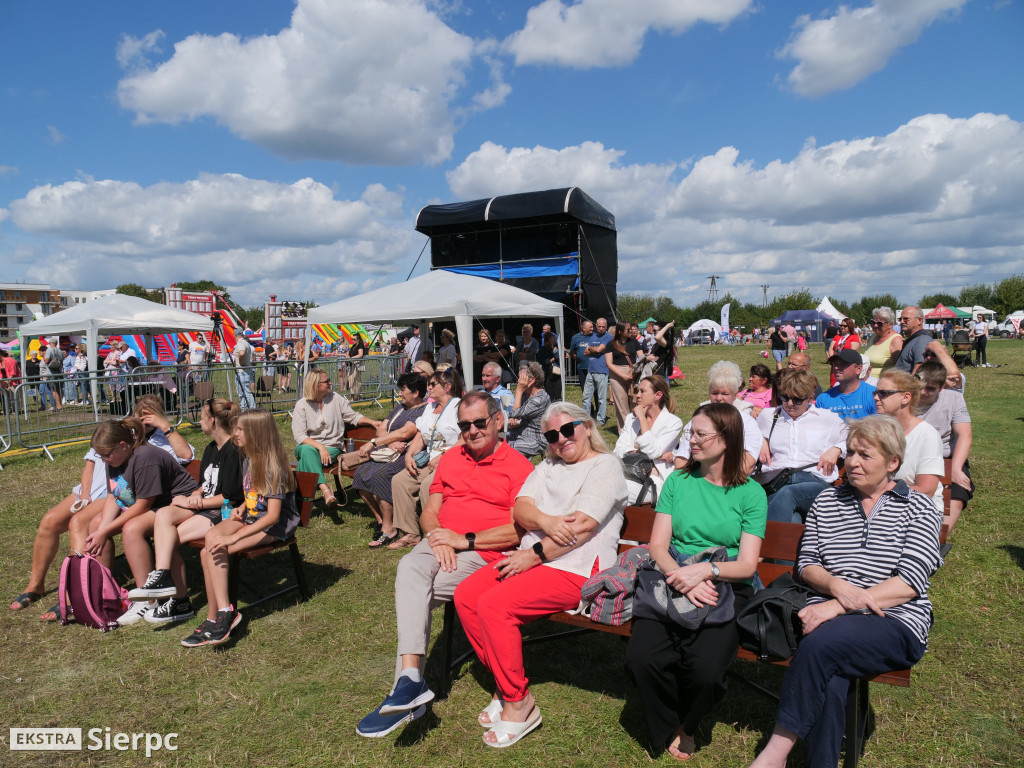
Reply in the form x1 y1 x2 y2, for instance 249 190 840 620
710 563 720 581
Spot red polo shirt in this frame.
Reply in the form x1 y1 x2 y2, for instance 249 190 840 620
430 441 534 562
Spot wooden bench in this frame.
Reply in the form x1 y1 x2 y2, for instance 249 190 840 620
184 462 318 612
439 505 915 768
324 423 380 506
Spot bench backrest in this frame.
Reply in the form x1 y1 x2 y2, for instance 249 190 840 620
183 460 317 530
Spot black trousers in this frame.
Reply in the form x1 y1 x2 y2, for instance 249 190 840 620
626 584 752 753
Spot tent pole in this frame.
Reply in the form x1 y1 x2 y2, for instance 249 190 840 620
555 314 566 403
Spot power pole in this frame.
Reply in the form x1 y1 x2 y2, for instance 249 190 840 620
706 275 720 303
761 284 770 309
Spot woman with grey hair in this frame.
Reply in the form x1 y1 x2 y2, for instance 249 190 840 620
864 306 903 376
454 401 626 747
748 414 941 768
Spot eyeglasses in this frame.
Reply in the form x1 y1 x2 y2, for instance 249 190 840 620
97 442 127 462
682 429 720 444
870 320 886 326
457 415 493 432
872 390 906 399
319 379 331 386
543 420 584 444
778 394 809 405
898 316 912 323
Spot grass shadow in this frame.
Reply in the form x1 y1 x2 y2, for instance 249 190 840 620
999 544 1024 570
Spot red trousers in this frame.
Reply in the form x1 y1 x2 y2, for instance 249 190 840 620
453 562 586 703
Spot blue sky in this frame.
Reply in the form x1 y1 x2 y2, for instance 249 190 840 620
1 0 1022 311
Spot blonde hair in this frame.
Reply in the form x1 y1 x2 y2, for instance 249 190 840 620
847 415 905 477
303 367 328 401
236 410 296 495
441 328 455 345
878 369 921 410
540 402 612 460
132 394 167 419
205 397 240 434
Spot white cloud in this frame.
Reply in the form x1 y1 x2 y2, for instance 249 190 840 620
0 165 18 175
446 113 1024 304
116 30 165 71
779 0 968 97
505 0 752 68
47 125 65 144
9 173 419 301
116 0 491 165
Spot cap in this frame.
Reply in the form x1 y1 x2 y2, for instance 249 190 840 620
829 348 863 366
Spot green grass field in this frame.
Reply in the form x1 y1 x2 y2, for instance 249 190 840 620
1 342 1022 767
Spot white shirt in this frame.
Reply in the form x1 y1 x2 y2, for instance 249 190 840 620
896 421 944 512
756 405 848 483
188 341 208 365
232 337 252 367
614 408 683 493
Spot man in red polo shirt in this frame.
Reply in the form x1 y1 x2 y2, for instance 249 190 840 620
358 390 535 738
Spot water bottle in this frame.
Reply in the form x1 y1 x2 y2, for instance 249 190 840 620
346 437 355 453
221 499 233 521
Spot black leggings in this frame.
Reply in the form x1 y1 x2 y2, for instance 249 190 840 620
974 335 987 365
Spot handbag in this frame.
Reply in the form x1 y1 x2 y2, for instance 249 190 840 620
633 546 734 630
369 446 400 463
736 572 816 661
621 450 658 505
752 409 816 495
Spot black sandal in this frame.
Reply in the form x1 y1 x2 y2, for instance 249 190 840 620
368 531 398 549
9 591 42 611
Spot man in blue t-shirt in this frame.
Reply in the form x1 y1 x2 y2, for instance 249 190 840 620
815 348 876 421
567 320 593 402
582 317 613 425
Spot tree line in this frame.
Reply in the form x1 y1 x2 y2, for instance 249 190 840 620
615 276 1024 330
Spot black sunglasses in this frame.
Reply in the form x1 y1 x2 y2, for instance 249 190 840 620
543 420 584 444
457 415 493 432
873 389 906 399
778 394 808 405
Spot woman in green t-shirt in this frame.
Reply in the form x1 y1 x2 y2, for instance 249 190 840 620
626 403 767 761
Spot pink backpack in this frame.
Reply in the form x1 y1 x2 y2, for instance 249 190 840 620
58 552 130 631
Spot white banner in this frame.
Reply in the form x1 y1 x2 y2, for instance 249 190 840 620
720 303 731 339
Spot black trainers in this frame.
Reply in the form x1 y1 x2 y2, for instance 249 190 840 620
205 606 242 646
145 596 195 625
181 618 218 648
127 569 176 601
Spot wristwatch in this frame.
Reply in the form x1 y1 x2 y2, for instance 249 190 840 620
464 532 476 551
709 563 720 581
532 541 547 562
369 438 377 446
162 426 176 436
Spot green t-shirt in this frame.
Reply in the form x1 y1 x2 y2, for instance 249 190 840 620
656 471 767 560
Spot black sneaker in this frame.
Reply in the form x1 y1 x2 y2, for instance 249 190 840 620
181 618 218 648
145 596 195 625
205 606 242 646
127 569 176 600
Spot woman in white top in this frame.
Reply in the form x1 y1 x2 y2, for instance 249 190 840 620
970 313 990 367
454 401 627 747
872 369 944 512
389 367 464 549
614 375 682 504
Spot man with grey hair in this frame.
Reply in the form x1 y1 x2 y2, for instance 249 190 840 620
479 361 513 416
583 317 612 426
894 306 931 374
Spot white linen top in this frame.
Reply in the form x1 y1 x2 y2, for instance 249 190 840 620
415 397 462 460
516 453 627 578
756 405 848 483
614 408 683 492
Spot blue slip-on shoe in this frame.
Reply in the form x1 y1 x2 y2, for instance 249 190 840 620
378 676 435 714
356 703 426 738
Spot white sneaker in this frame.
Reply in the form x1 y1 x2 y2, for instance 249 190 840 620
117 601 154 625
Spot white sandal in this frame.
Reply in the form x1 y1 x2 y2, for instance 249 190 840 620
482 706 542 748
478 699 503 727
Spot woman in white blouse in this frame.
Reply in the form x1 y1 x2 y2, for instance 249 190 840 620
614 375 682 504
454 401 627 747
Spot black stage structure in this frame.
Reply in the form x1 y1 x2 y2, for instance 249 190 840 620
415 187 617 332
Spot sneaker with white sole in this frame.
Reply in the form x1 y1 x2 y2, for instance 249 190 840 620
378 676 435 714
145 596 195 624
181 618 219 648
204 606 242 646
127 569 176 601
356 703 427 738
117 601 154 625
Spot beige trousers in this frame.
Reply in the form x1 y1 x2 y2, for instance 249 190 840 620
390 466 437 537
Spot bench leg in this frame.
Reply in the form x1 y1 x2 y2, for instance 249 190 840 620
439 602 456 699
843 678 870 768
228 554 240 608
289 541 311 601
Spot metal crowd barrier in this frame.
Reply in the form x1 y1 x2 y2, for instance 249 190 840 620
0 355 405 463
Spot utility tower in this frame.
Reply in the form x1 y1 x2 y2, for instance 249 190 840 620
706 275 720 303
761 284 770 309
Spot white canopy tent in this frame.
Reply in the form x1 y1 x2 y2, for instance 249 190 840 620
306 270 567 397
816 296 847 321
685 318 723 340
18 294 214 414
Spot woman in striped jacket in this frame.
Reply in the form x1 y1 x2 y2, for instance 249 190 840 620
749 415 942 768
